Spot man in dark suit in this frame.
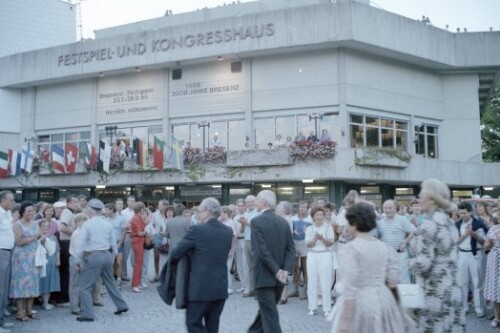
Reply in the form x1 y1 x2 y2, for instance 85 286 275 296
248 190 295 333
169 198 233 333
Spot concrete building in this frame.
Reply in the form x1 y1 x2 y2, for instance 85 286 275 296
0 0 499 206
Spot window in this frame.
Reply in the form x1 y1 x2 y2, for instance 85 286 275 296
172 119 244 151
349 114 408 150
37 130 91 163
415 124 438 158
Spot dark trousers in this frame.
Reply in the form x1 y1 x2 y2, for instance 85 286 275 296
248 286 284 333
186 300 226 333
56 239 71 303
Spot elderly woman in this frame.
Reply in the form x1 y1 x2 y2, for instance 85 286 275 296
305 206 334 317
10 201 42 321
484 215 500 327
329 201 403 333
276 201 293 304
409 179 463 332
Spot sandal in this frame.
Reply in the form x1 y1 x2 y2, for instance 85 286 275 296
26 313 39 320
16 315 31 322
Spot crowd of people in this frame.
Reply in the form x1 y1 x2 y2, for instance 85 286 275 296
0 180 499 332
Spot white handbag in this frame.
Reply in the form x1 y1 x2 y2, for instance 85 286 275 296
397 284 425 308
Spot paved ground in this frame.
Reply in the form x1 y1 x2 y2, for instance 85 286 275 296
5 259 494 333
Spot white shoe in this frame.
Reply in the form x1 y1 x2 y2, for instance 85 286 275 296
31 309 38 314
236 287 245 293
132 287 142 293
43 303 55 310
228 288 234 295
141 283 148 288
308 310 315 316
324 311 330 318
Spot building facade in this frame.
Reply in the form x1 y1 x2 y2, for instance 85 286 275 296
1 0 499 206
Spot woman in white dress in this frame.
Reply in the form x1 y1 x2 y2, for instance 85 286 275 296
330 201 403 333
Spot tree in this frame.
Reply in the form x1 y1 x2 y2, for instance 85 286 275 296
481 84 500 162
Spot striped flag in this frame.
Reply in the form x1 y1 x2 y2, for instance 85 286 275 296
0 151 8 179
170 135 184 171
80 142 97 169
51 145 65 174
153 136 164 170
8 149 21 177
133 137 146 169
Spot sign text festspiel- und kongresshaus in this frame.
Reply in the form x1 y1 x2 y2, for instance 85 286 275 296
58 23 275 67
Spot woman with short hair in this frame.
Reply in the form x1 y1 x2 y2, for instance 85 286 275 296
10 201 42 321
305 207 334 317
329 201 403 333
130 202 147 293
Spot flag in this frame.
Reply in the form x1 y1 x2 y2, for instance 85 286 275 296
51 145 65 174
8 149 21 177
0 151 8 179
65 143 78 174
80 142 97 169
133 137 146 169
170 135 184 171
98 140 111 174
153 136 164 170
21 143 35 173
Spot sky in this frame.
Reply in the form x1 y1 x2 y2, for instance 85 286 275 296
79 0 499 39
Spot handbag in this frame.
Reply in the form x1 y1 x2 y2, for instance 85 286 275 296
144 234 155 250
397 283 425 308
158 242 169 255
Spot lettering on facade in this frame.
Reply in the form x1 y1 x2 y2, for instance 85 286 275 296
99 87 158 116
57 23 275 67
171 81 240 98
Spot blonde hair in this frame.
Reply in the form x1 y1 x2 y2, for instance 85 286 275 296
74 213 88 224
420 178 451 210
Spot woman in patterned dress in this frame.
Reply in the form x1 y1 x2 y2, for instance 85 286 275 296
409 179 464 333
10 201 42 321
484 215 500 327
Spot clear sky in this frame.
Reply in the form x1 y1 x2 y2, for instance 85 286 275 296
80 0 499 39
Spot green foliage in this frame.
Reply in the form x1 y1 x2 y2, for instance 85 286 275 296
481 84 500 162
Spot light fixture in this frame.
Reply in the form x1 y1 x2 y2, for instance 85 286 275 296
280 187 294 191
165 186 175 190
217 56 223 61
304 186 326 190
484 187 494 191
126 187 131 191
96 184 106 189
302 179 314 183
175 61 181 67
99 72 104 77
305 191 311 194
261 184 272 188
212 185 222 188
135 67 141 72
15 190 22 194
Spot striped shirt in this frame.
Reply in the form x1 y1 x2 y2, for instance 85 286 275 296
377 215 416 251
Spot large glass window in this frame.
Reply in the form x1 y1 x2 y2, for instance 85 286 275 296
37 130 91 163
349 114 408 150
415 124 438 158
172 118 244 151
254 118 274 149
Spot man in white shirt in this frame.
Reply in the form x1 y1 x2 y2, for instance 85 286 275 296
377 200 416 284
0 191 15 332
232 199 249 293
75 199 128 322
152 199 168 282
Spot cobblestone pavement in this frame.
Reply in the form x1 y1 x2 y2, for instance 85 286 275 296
5 260 493 333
